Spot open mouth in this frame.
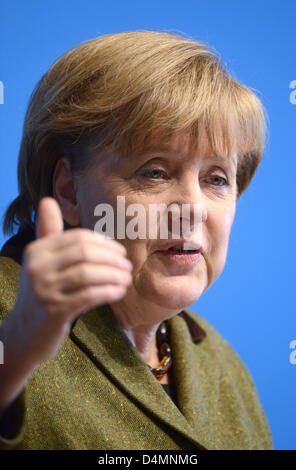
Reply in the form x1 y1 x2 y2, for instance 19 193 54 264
166 247 199 254
158 245 202 255
155 243 203 265
155 241 203 257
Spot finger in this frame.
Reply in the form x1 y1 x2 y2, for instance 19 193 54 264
36 197 64 239
64 284 128 319
51 242 133 272
32 227 127 258
54 264 133 293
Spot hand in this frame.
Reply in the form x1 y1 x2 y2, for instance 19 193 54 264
11 197 133 365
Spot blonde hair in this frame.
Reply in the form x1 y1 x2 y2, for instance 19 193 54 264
2 30 267 236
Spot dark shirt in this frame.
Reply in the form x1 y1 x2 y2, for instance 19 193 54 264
161 383 178 407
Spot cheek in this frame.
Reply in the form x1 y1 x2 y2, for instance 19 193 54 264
214 214 233 248
210 200 235 244
124 240 146 266
207 205 235 276
77 184 113 230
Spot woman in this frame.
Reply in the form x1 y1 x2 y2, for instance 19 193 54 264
0 30 272 450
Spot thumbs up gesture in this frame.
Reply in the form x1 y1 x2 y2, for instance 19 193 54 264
12 197 133 365
35 196 64 239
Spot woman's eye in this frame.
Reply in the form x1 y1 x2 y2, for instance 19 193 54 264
137 168 168 180
208 175 229 187
136 168 229 186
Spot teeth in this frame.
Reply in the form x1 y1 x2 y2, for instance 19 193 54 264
183 243 197 251
166 242 199 251
169 245 196 251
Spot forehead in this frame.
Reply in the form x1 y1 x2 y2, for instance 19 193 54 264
126 127 237 168
95 126 237 175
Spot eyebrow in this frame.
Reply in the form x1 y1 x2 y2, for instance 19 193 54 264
132 145 236 166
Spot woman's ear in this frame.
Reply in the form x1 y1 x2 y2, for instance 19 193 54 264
52 156 81 227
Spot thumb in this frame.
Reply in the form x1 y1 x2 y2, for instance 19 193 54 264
35 197 64 239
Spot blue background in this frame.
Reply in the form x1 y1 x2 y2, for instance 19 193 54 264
0 0 295 450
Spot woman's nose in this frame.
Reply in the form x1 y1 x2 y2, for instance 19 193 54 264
167 179 208 238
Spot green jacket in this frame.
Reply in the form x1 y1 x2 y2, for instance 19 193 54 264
0 255 273 450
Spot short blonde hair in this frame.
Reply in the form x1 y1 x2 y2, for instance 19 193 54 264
2 30 267 235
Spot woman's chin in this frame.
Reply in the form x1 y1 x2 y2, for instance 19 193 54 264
158 293 202 310
145 277 206 311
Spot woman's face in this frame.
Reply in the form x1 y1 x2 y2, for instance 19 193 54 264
75 127 237 320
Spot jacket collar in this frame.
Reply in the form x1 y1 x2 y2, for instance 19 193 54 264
0 228 206 343
70 303 220 449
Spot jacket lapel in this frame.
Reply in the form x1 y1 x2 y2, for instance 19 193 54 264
168 311 222 447
70 303 220 449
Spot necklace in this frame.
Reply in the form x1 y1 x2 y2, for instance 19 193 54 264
147 321 172 380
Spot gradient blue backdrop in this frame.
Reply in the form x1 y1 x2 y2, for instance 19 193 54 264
0 0 295 450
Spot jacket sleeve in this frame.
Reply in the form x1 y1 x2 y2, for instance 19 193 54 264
0 256 27 449
185 309 273 450
208 320 273 449
0 390 26 450
223 337 273 449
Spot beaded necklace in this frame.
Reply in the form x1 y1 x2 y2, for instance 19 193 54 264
147 321 172 380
